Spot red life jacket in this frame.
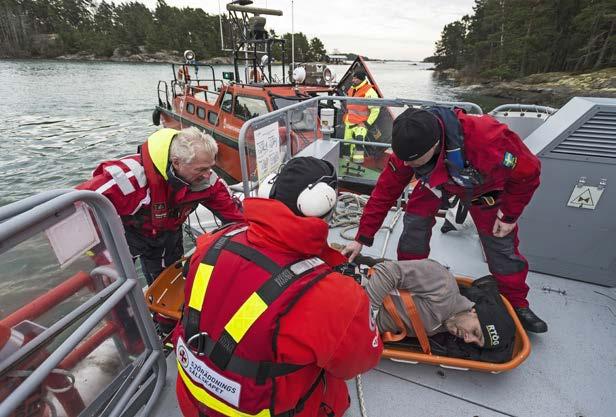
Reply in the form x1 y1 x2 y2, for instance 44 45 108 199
175 224 333 417
344 81 375 125
137 129 204 234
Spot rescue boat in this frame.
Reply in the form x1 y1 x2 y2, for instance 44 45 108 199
152 1 395 194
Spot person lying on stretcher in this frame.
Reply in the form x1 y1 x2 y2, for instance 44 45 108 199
361 259 517 363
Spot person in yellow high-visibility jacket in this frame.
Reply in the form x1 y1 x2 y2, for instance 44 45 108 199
343 71 380 164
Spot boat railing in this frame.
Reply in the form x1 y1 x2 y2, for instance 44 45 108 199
157 80 171 110
237 96 483 195
171 63 222 96
488 103 558 140
489 103 558 115
0 190 166 417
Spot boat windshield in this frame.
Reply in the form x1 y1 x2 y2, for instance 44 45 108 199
273 97 299 109
273 97 317 131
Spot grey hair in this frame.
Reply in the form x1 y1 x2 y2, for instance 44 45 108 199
169 127 218 164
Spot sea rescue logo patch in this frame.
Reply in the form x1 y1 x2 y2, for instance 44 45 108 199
502 152 517 169
178 345 189 367
176 337 241 406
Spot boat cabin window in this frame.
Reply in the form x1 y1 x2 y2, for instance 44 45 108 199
208 111 218 125
195 90 220 104
234 96 269 121
221 92 233 113
186 102 195 114
273 97 297 109
197 106 206 119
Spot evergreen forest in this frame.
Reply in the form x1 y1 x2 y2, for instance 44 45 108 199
432 0 615 79
0 0 328 62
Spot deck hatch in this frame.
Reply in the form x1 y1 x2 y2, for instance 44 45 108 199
549 111 616 159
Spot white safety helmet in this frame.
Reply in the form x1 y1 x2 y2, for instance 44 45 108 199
257 157 337 218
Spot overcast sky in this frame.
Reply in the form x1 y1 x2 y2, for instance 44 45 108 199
138 0 477 60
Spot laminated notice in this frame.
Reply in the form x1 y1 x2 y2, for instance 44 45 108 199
254 121 281 182
45 202 100 268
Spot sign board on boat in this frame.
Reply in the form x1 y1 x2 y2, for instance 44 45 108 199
45 202 100 268
254 121 282 182
567 185 604 210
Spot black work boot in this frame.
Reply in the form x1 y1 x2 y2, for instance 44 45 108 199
514 307 548 333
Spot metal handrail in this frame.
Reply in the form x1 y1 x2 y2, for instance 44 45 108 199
0 190 166 417
172 63 221 91
156 81 170 109
237 96 483 194
490 103 558 115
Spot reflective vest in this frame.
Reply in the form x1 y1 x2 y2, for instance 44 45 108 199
177 225 332 417
344 81 375 125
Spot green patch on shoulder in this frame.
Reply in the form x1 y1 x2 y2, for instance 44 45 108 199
502 152 517 169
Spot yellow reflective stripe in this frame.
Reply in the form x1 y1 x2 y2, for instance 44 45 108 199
177 363 271 417
188 263 214 311
225 293 268 342
365 88 378 99
351 79 369 90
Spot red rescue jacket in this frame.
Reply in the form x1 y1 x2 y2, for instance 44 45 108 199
174 198 382 417
356 109 541 245
77 129 243 237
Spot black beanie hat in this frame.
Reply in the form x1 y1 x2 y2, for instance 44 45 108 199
270 157 336 216
353 70 367 81
392 108 441 161
474 297 516 350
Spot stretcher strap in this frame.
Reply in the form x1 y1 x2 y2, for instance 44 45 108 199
399 291 431 354
381 295 407 342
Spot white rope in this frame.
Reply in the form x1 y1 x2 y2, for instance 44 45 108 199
355 374 369 417
329 192 370 240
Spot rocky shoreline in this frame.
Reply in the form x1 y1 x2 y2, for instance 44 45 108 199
438 68 616 107
53 48 233 65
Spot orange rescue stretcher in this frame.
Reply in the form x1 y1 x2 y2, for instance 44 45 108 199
380 275 531 373
145 259 186 322
145 257 530 373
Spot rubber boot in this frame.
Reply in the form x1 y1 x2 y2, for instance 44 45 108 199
351 134 365 164
514 307 548 333
352 150 365 164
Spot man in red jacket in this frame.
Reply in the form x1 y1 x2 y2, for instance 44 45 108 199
342 108 547 333
174 157 382 417
78 127 243 284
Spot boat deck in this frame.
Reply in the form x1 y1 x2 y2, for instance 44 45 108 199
154 210 616 417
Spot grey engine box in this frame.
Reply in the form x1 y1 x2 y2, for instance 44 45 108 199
518 97 616 286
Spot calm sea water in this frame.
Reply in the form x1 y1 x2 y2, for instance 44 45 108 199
0 59 506 206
